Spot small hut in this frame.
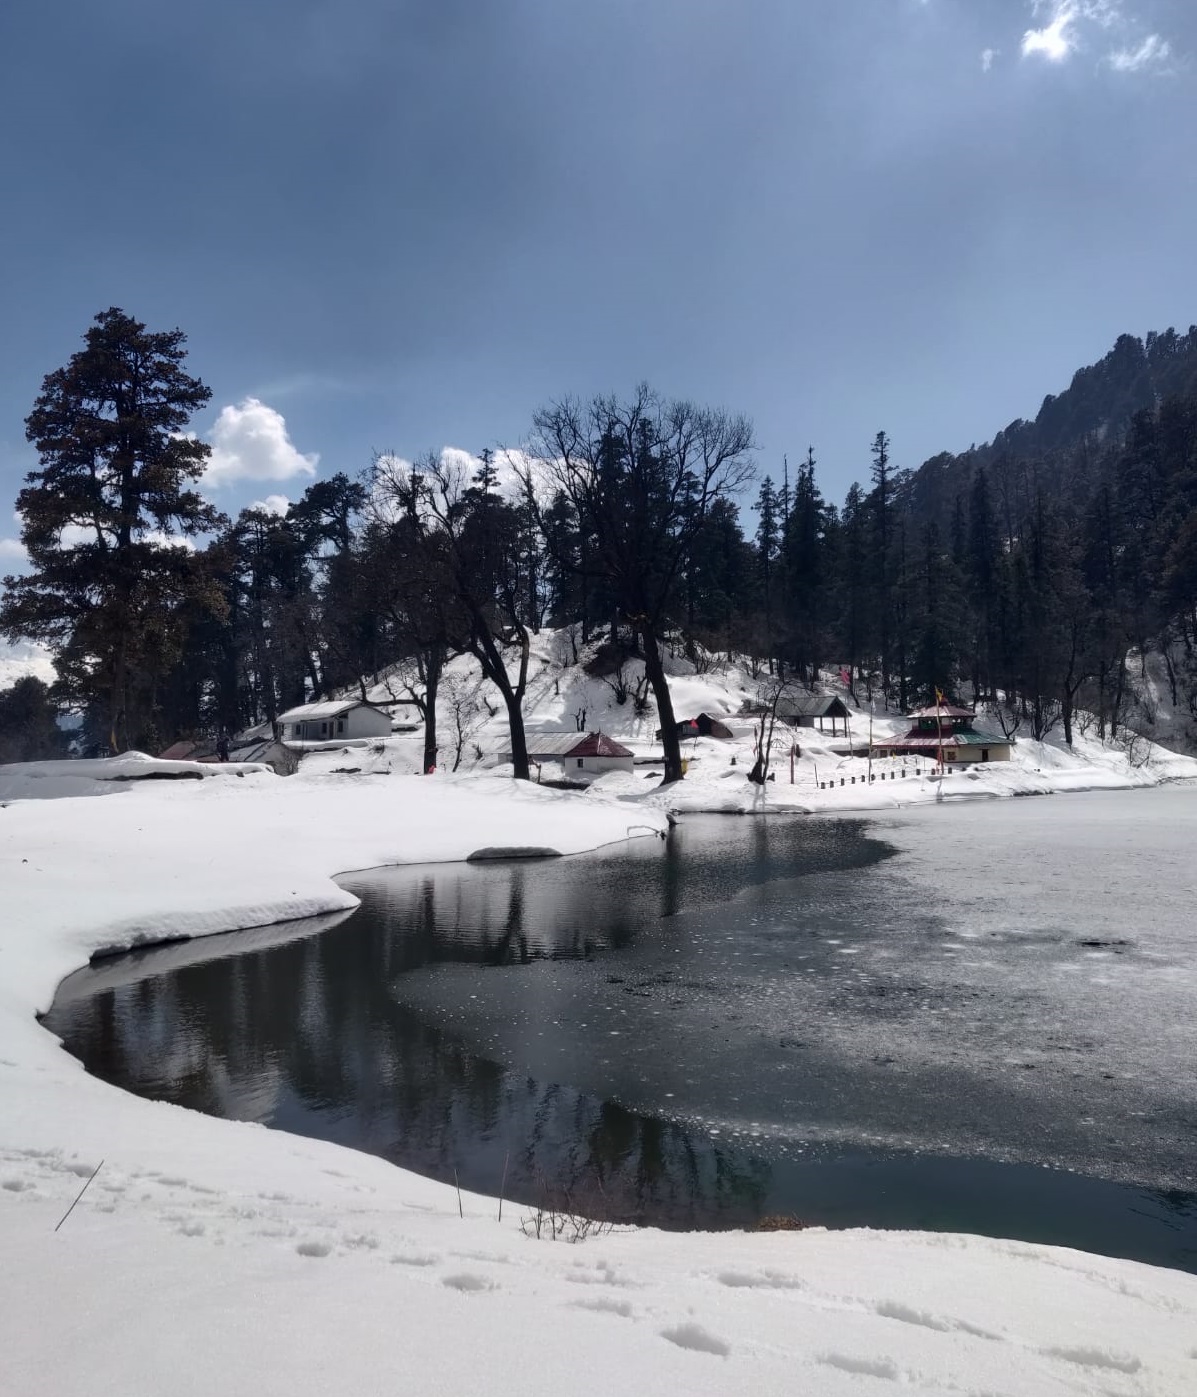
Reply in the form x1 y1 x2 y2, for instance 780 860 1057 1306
876 704 1013 766
275 699 393 743
507 731 634 775
775 693 852 735
657 713 758 741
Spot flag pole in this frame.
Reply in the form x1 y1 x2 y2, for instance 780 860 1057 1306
935 686 945 773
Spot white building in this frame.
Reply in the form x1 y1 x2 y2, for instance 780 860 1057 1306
275 700 393 743
505 731 635 776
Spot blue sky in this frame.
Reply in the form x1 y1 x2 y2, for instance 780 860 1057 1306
1 0 1193 551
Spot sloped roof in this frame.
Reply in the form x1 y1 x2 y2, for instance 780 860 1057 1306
158 740 202 761
906 703 975 719
779 693 850 718
276 699 385 723
878 730 1010 749
524 732 590 757
687 713 758 738
568 731 633 758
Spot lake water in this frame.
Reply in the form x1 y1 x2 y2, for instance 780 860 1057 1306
43 786 1197 1270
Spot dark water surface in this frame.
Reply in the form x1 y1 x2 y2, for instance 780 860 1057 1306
43 799 1197 1272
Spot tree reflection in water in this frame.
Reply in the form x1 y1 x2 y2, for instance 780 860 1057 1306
40 814 1197 1267
46 816 870 1226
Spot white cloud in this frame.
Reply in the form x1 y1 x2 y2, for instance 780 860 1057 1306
0 639 55 690
1108 32 1171 71
981 48 999 72
1022 4 1079 62
0 537 28 563
1021 2 1173 72
369 446 537 524
204 398 319 487
248 494 292 517
52 522 192 551
58 523 95 548
140 531 195 551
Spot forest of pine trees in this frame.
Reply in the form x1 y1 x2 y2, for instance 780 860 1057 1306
5 310 1197 767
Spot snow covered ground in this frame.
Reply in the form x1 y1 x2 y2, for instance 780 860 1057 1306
3 635 1197 1393
2 758 1197 1393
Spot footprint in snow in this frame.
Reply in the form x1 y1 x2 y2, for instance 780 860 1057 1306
873 1300 953 1332
296 1239 333 1258
2 1178 32 1192
390 1252 440 1268
819 1353 900 1382
1040 1346 1142 1375
442 1273 497 1293
571 1297 634 1319
717 1269 803 1291
660 1323 730 1357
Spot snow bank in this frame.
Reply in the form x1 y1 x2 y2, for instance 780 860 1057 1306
2 754 1196 1392
0 751 269 801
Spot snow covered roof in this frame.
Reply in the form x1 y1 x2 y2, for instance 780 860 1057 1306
778 693 850 718
906 704 975 719
521 731 634 759
276 700 383 723
524 733 590 757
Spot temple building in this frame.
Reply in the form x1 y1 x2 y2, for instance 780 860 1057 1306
874 703 1013 766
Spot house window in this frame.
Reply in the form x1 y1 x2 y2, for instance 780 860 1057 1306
982 748 990 761
944 750 956 762
336 719 345 735
320 721 328 735
577 758 584 768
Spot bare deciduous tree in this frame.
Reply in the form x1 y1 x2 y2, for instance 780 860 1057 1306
372 451 536 778
520 385 755 783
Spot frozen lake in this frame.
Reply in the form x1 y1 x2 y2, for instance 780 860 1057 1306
44 785 1197 1269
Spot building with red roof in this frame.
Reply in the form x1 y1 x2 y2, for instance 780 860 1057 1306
873 704 1012 767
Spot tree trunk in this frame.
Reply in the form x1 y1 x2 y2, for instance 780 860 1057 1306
502 689 530 780
422 645 443 774
468 620 530 781
641 624 684 783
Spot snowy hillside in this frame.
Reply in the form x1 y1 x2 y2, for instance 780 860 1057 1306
331 629 1197 812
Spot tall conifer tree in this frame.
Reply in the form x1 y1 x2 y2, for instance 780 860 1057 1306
1 309 224 750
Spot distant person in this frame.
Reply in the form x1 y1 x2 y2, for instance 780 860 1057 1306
216 732 230 762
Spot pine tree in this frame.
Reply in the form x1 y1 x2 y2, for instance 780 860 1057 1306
752 476 780 663
0 309 224 750
785 447 828 686
868 430 894 702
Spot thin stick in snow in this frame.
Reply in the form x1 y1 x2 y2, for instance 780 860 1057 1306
454 1168 463 1219
498 1151 510 1223
54 1159 104 1233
